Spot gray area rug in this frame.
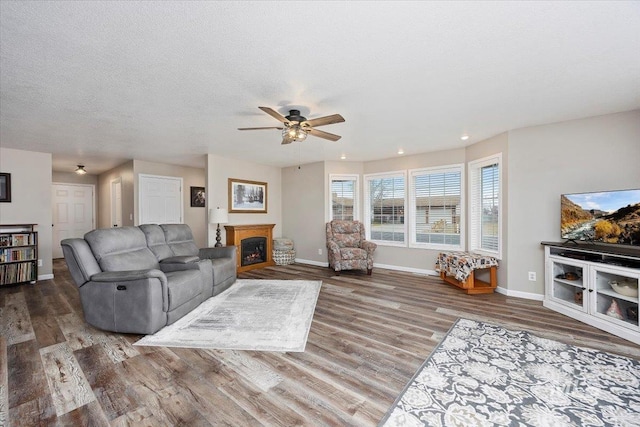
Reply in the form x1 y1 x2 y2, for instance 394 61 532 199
135 279 322 352
380 318 640 427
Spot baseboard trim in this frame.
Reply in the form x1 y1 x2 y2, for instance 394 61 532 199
294 260 543 301
373 263 437 276
295 258 329 267
38 274 54 281
495 286 544 301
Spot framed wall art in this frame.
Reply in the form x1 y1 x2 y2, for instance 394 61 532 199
190 186 206 207
228 178 267 213
0 173 11 202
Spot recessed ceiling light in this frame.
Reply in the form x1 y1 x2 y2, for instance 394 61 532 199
397 149 404 155
340 154 346 160
460 135 470 141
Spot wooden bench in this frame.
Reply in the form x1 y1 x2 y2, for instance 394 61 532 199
436 251 498 294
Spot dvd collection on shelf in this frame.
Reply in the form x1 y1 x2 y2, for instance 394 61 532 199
0 225 38 286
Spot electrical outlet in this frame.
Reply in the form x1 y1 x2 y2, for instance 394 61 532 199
38 259 43 267
318 248 322 255
528 271 536 281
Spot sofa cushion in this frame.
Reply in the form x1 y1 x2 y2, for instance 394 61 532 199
165 269 202 310
85 227 160 272
140 224 174 260
161 224 199 256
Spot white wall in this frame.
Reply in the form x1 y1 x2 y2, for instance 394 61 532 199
52 171 98 187
206 154 282 247
133 160 207 247
507 109 640 295
0 148 53 279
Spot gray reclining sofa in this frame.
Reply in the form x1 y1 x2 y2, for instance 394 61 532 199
61 223 236 334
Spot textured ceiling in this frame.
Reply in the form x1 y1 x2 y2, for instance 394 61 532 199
1 1 639 174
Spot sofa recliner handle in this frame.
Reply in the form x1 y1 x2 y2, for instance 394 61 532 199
117 285 126 291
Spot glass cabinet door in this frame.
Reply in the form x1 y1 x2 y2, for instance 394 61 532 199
548 257 587 312
590 265 639 331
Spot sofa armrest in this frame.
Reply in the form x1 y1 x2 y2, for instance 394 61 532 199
90 269 169 312
91 269 166 283
362 240 377 255
199 246 236 260
161 255 200 264
326 240 340 253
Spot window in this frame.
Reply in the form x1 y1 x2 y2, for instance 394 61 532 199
364 171 406 245
469 154 502 258
329 174 358 221
409 165 463 249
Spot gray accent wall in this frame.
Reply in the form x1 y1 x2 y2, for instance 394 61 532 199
507 109 640 295
282 162 326 263
465 132 509 292
97 161 135 229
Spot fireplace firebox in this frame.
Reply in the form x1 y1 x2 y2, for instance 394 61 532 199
241 237 267 266
224 224 276 273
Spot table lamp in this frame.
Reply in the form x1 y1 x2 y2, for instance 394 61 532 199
209 207 228 247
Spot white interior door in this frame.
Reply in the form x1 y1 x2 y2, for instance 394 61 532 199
52 183 95 258
139 174 183 225
111 177 122 227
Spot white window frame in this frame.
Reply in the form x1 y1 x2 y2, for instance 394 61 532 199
409 164 464 251
329 174 359 221
364 170 407 247
468 153 502 259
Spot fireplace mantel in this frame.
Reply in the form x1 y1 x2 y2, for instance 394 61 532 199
224 224 276 273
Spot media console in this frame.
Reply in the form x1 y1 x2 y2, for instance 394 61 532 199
541 241 640 345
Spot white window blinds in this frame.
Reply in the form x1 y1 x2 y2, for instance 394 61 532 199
409 165 463 249
469 154 502 257
365 172 406 245
330 175 358 221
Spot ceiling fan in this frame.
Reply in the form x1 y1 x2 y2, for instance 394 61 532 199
238 107 345 145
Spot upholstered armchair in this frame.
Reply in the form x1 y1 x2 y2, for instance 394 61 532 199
326 220 377 275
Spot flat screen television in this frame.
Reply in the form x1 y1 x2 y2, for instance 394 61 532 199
561 189 640 246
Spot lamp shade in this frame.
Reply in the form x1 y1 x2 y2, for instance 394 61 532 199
209 207 228 224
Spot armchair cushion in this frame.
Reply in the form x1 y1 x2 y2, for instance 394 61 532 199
326 220 377 274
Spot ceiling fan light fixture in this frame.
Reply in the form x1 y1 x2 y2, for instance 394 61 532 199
75 165 87 175
283 125 307 141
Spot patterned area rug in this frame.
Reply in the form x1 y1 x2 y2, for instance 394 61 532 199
135 279 322 352
380 319 640 427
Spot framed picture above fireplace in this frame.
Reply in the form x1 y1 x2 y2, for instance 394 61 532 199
228 178 267 213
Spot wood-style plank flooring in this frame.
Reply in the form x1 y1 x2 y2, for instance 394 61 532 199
1 259 639 426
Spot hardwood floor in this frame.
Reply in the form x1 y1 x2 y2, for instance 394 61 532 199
1 260 639 426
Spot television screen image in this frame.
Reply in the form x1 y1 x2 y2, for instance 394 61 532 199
561 189 640 246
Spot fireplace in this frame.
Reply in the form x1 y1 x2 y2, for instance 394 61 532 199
224 224 275 273
241 237 267 266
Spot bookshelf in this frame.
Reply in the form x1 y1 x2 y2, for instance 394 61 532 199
0 224 38 285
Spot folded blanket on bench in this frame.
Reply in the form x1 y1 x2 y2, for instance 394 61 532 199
435 251 499 282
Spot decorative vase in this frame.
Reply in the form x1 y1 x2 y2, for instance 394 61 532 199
606 300 624 320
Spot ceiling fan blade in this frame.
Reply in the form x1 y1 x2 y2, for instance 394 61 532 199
237 126 284 130
308 128 342 141
259 107 290 124
303 114 345 128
